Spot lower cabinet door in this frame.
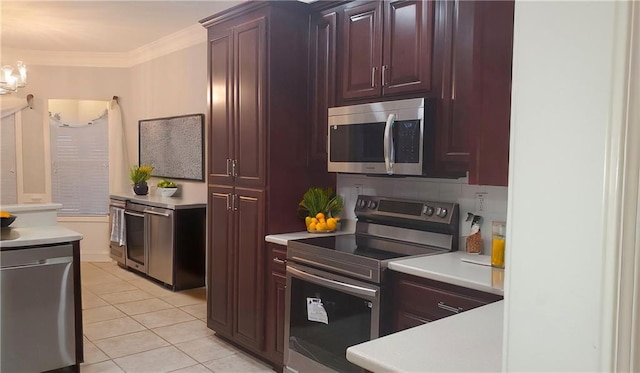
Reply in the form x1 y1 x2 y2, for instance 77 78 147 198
233 188 265 350
207 186 234 336
265 270 286 366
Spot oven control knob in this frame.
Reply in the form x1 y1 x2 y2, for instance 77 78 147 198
370 201 378 209
357 199 366 208
437 208 448 218
423 206 434 216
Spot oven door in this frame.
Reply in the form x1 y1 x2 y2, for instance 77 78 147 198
284 262 380 373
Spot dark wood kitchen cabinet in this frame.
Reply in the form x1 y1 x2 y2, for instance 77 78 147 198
339 0 435 102
264 243 287 367
308 8 338 165
202 2 333 367
430 0 514 183
390 272 503 333
207 186 266 349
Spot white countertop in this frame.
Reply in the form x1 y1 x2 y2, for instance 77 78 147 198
265 220 355 246
388 251 504 295
346 301 504 372
110 192 206 210
1 203 62 213
0 226 83 248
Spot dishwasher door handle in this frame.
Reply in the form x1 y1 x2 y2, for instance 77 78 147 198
124 211 145 218
143 209 171 217
0 256 73 270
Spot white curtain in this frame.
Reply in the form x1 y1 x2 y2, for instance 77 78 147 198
108 98 130 193
0 96 28 119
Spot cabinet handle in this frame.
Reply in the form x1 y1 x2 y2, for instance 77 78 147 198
226 193 231 211
382 65 389 86
232 194 238 211
273 257 286 265
437 302 463 314
231 159 238 177
371 66 377 88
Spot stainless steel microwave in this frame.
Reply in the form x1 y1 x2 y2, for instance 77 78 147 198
327 98 430 176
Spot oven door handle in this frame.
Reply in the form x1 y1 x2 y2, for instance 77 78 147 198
287 265 378 300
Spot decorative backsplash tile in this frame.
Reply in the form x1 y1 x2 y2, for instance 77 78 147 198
337 174 508 255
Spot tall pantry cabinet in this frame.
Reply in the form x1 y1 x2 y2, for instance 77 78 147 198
200 1 313 357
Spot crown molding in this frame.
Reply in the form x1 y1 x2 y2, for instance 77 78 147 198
129 24 207 67
2 23 207 68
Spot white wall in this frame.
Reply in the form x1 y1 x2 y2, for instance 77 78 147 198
504 1 630 370
337 174 508 254
9 42 208 261
126 42 208 200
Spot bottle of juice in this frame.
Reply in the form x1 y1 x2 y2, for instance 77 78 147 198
491 221 506 268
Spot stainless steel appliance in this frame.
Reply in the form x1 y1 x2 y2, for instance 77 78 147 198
285 195 459 372
1 244 76 372
327 98 434 176
124 201 174 284
109 198 126 266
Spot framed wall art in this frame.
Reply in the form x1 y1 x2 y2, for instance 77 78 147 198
138 113 204 181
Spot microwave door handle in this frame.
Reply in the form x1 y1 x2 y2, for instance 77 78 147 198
384 113 396 175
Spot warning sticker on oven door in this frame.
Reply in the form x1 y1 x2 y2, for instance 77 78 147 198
306 297 329 324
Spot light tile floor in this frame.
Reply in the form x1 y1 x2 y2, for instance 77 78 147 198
80 261 273 373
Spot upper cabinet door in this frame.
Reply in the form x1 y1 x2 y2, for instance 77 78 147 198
340 2 383 101
382 0 435 96
208 30 234 185
309 10 338 164
234 17 266 188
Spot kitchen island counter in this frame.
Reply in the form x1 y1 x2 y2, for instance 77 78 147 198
0 226 83 249
347 300 503 372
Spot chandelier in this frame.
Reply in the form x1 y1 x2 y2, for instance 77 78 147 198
0 61 27 95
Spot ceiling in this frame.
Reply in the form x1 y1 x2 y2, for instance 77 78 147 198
0 1 242 53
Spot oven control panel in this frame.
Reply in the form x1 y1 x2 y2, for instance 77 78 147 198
354 195 458 225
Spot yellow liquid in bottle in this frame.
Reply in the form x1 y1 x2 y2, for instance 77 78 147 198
491 238 505 268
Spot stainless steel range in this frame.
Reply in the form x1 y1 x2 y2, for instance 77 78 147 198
284 195 459 373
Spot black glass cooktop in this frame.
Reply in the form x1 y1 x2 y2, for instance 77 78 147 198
291 234 432 261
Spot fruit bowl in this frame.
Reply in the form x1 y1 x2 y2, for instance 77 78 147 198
307 228 336 234
305 215 339 233
1 215 17 228
157 187 177 197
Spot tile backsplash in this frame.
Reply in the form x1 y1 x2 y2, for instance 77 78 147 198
336 174 508 255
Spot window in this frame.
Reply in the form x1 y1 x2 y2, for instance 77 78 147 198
49 100 109 216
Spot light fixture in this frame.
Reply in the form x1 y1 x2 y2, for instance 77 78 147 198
0 61 27 95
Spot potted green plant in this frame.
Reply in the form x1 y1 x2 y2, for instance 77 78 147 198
299 187 343 232
129 164 153 195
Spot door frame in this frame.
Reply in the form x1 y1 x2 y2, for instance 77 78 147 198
601 1 640 370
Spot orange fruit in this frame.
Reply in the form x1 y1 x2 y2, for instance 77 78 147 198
305 216 312 226
326 219 337 231
308 222 317 231
315 212 325 220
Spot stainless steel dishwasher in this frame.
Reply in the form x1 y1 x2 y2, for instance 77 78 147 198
1 244 76 373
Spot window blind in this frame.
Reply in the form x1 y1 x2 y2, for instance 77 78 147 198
50 116 108 215
1 115 17 205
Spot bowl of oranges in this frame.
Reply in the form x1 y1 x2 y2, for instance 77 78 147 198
0 211 17 228
305 213 340 233
299 187 343 233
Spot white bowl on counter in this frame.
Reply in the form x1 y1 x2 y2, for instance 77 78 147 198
157 187 177 197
